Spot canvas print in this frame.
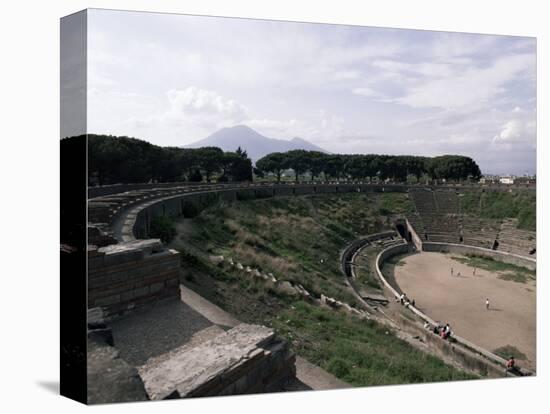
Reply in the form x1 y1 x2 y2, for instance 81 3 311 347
60 9 536 404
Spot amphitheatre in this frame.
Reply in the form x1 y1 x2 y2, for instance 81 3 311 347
84 179 536 403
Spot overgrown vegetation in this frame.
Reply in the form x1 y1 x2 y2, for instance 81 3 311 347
271 301 477 386
459 191 536 231
174 193 412 307
450 254 535 283
170 193 477 385
149 216 176 243
493 345 527 361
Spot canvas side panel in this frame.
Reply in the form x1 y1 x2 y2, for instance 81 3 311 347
60 9 87 404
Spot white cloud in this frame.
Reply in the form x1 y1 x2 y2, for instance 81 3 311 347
86 10 536 174
166 87 248 120
493 118 536 146
390 54 535 110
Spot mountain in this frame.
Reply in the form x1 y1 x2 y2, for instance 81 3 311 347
185 125 329 161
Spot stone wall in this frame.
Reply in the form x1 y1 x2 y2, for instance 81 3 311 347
88 239 180 317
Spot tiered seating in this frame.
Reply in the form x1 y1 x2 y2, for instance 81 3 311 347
88 187 191 226
408 190 461 243
434 191 459 214
461 216 500 250
410 190 437 214
406 213 425 237
497 219 536 257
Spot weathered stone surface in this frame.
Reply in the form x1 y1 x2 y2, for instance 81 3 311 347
209 255 224 265
277 281 299 296
139 323 294 400
87 341 149 404
88 240 180 317
98 239 163 257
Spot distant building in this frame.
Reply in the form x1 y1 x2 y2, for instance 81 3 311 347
499 176 515 185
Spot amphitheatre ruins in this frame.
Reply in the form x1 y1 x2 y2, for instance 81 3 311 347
82 179 536 403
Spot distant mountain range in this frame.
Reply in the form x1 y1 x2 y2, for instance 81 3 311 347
185 125 329 161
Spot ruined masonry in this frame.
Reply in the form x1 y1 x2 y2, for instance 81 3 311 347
87 238 297 402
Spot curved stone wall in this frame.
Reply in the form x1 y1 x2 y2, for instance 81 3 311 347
111 183 409 242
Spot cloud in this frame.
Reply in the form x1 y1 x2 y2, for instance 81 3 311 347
493 118 536 146
388 54 535 110
86 10 536 174
166 87 248 121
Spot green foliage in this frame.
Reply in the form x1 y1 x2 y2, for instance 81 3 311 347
493 345 527 361
427 155 481 181
86 134 252 185
149 216 176 243
459 191 536 231
180 193 412 308
450 254 535 283
272 301 477 386
256 150 481 183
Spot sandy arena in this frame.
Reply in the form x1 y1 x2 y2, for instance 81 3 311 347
392 252 536 370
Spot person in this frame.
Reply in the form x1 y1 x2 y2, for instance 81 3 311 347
451 267 454 276
444 323 451 339
400 293 405 305
473 267 477 276
456 271 461 278
506 356 516 376
412 298 416 307
486 298 490 310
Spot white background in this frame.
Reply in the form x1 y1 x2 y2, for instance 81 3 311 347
0 0 547 412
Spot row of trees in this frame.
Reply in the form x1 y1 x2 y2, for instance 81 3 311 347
87 134 253 185
256 150 481 182
82 135 481 185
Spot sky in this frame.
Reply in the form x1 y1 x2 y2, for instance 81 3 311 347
87 9 537 175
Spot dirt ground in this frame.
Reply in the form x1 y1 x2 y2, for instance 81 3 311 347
393 252 536 370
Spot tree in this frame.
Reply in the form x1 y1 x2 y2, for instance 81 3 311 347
285 150 310 182
256 152 287 182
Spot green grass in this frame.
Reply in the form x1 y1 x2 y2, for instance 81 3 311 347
272 301 477 386
450 254 535 283
459 191 536 231
172 192 476 385
493 345 527 361
176 193 412 307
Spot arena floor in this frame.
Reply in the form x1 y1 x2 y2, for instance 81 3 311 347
392 251 536 370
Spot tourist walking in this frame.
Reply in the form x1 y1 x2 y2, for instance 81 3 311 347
486 298 490 310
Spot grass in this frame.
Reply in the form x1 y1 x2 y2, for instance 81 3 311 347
272 301 477 386
459 191 536 231
175 193 413 308
450 254 535 283
493 345 527 361
171 192 478 385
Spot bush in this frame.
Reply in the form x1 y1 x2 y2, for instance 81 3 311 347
149 216 176 243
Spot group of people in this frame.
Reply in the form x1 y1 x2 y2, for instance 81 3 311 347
398 293 415 308
431 322 453 340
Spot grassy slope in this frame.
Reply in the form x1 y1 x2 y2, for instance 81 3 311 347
459 191 536 231
173 193 475 386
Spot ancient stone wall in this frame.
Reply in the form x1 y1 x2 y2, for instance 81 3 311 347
88 240 180 317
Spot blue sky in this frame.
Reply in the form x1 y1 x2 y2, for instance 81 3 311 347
87 9 536 175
